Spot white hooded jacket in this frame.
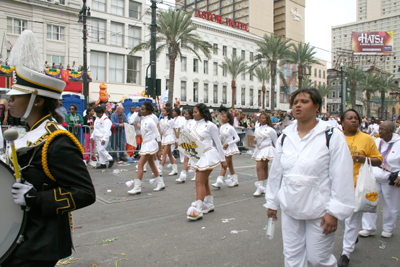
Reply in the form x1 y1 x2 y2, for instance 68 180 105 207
91 114 112 141
264 120 356 221
373 134 400 184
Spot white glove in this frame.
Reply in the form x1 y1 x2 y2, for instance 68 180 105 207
11 182 37 207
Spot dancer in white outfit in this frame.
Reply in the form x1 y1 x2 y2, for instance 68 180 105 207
265 88 356 267
212 112 241 188
360 121 400 239
128 102 164 194
251 112 277 196
176 109 196 183
159 107 178 176
186 104 227 221
173 107 186 163
91 106 115 169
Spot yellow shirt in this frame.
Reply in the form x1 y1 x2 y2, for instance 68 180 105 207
345 131 382 186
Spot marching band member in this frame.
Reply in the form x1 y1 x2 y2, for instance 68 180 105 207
159 107 178 176
128 102 163 194
91 106 114 169
176 109 196 183
251 112 277 196
173 107 186 163
212 112 240 188
4 30 95 267
186 103 227 221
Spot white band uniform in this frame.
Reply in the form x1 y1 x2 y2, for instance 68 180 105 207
138 115 161 156
251 124 277 161
160 117 175 146
219 123 240 157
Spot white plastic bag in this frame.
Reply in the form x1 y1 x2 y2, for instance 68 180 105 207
354 158 379 213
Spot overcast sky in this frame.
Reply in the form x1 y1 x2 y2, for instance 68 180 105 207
305 0 357 67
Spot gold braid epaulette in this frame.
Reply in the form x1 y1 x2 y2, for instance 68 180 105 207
42 130 84 182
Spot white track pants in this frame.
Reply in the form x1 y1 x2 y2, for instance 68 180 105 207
362 182 400 233
281 211 337 267
96 138 113 164
338 211 363 258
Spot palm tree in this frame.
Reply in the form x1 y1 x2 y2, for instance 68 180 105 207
298 76 316 89
287 42 321 89
346 66 365 109
130 9 212 104
219 55 248 109
376 73 398 119
252 34 292 113
317 84 333 98
360 71 379 118
252 65 270 110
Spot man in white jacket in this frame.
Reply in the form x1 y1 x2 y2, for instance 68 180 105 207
91 106 114 169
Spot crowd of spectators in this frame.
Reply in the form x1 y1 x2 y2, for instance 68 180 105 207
44 61 83 71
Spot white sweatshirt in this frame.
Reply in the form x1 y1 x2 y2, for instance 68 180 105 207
372 134 400 183
91 114 112 141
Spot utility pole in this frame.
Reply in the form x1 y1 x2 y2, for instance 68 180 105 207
79 0 91 108
340 63 345 114
150 0 157 99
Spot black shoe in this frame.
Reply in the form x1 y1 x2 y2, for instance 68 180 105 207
338 255 350 267
96 164 107 169
108 159 115 168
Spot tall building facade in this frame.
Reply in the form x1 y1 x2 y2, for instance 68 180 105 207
358 0 400 21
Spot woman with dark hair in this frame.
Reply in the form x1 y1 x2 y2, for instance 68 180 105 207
265 88 356 267
158 106 179 176
173 107 186 163
65 104 84 140
336 109 382 267
176 109 196 183
128 101 163 194
186 103 227 221
251 112 277 196
211 112 241 188
83 107 96 163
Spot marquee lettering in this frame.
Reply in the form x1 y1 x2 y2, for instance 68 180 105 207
195 11 249 32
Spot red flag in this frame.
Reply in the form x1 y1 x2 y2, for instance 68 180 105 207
61 69 69 83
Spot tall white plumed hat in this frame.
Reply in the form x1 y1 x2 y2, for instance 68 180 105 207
7 30 66 120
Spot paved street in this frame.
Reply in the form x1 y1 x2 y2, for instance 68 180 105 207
66 155 400 267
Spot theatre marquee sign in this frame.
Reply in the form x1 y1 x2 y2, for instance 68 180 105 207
194 10 249 32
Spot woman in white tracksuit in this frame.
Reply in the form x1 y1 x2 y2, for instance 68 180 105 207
91 106 114 169
212 111 241 188
360 121 400 238
265 88 356 267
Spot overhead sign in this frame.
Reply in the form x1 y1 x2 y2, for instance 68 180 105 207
352 32 393 55
327 98 341 104
194 10 249 32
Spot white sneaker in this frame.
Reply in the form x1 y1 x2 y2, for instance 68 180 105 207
381 231 393 238
358 229 376 237
211 176 224 188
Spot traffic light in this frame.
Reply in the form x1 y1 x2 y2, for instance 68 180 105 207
145 78 161 98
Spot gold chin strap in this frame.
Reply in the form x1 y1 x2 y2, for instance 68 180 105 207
21 89 38 121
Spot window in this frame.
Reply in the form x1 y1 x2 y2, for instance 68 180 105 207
233 48 237 57
203 83 208 103
128 26 141 48
250 89 254 105
90 51 106 81
109 54 124 83
111 0 124 16
181 81 187 101
234 89 237 105
223 45 227 56
258 90 261 106
241 87 245 105
223 86 227 104
213 84 218 103
266 91 270 107
129 1 141 19
213 62 218 75
314 68 317 77
166 79 169 91
47 25 65 41
7 18 27 34
193 58 199 72
250 52 254 62
213 43 218 54
241 50 245 60
181 57 187 71
332 91 336 98
323 70 326 79
46 55 65 68
193 82 199 102
166 55 170 69
91 19 106 43
110 23 123 46
223 66 227 77
92 0 106 11
127 56 140 84
319 69 321 78
204 60 208 74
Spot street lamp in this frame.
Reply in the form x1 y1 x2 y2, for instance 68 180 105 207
78 0 91 108
340 63 344 114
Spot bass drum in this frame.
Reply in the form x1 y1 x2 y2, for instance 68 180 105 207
0 160 27 264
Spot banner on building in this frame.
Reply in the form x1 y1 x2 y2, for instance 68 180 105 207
178 131 205 162
352 31 393 55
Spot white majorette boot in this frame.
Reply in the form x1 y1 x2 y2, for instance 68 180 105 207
176 170 187 183
211 176 224 188
187 200 203 221
153 176 165 191
202 195 215 214
127 179 142 195
253 180 266 197
168 164 178 176
227 174 239 187
157 165 163 175
155 159 160 168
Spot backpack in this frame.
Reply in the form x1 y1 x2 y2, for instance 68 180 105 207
281 128 334 149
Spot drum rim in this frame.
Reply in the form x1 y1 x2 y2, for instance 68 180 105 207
0 160 28 264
